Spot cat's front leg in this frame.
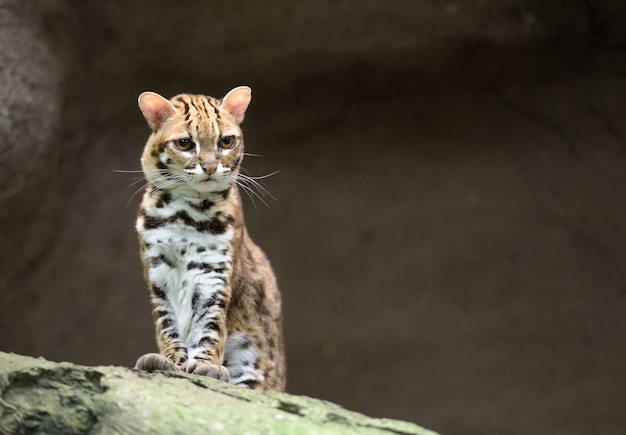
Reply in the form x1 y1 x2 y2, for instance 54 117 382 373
135 282 189 372
184 267 231 381
151 283 189 369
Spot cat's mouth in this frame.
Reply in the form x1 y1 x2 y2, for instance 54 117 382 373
192 176 221 192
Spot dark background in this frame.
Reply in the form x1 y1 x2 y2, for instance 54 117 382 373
1 1 625 434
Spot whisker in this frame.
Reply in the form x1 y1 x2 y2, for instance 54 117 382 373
235 178 269 209
233 179 259 211
240 170 280 180
113 168 168 173
114 168 174 189
127 177 149 188
127 182 151 207
125 175 185 207
224 173 272 209
237 173 278 201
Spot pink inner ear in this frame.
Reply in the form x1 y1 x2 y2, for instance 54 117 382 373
221 87 251 124
138 92 176 131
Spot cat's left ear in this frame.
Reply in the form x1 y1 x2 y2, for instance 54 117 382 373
138 91 177 131
221 86 251 124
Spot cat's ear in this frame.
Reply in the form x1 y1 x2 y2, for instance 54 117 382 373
221 86 251 124
138 91 177 131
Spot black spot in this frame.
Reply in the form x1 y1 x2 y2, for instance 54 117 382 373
177 211 216 233
239 338 251 349
151 285 166 299
209 244 217 251
192 199 215 211
218 189 230 199
229 367 244 378
187 262 214 273
149 254 174 268
258 282 266 299
204 320 220 332
205 292 227 310
196 336 213 347
156 191 172 208
196 247 206 253
161 318 172 329
191 290 200 311
158 142 166 153
143 214 168 230
254 282 266 311
240 379 260 389
207 217 228 234
244 245 255 263
180 248 186 255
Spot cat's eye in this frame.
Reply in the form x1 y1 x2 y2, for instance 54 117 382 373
219 135 237 149
175 138 194 152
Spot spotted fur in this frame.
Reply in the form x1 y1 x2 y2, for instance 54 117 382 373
134 86 285 391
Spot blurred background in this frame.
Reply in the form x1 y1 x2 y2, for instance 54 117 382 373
1 1 625 434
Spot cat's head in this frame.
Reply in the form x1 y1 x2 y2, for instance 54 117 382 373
137 86 251 195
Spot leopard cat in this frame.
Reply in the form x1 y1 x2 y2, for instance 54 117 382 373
133 86 285 391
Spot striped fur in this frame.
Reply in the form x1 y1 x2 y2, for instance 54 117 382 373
134 87 286 391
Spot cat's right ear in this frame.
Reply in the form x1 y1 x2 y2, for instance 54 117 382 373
138 92 177 131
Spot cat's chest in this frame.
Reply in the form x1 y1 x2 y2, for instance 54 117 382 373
137 199 235 268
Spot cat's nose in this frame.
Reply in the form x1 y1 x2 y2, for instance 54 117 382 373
201 161 218 175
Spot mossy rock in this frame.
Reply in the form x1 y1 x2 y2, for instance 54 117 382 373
0 352 436 434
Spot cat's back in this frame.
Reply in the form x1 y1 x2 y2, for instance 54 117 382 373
227 231 286 390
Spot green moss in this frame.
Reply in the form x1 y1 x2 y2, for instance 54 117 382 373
0 352 437 435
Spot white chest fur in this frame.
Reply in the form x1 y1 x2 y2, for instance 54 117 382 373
137 197 234 346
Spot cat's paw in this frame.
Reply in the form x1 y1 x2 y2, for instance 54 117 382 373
186 361 231 382
135 353 180 372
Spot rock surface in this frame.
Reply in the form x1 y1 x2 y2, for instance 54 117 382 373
0 352 435 435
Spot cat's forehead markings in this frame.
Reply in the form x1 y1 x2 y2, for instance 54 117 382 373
212 117 220 142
